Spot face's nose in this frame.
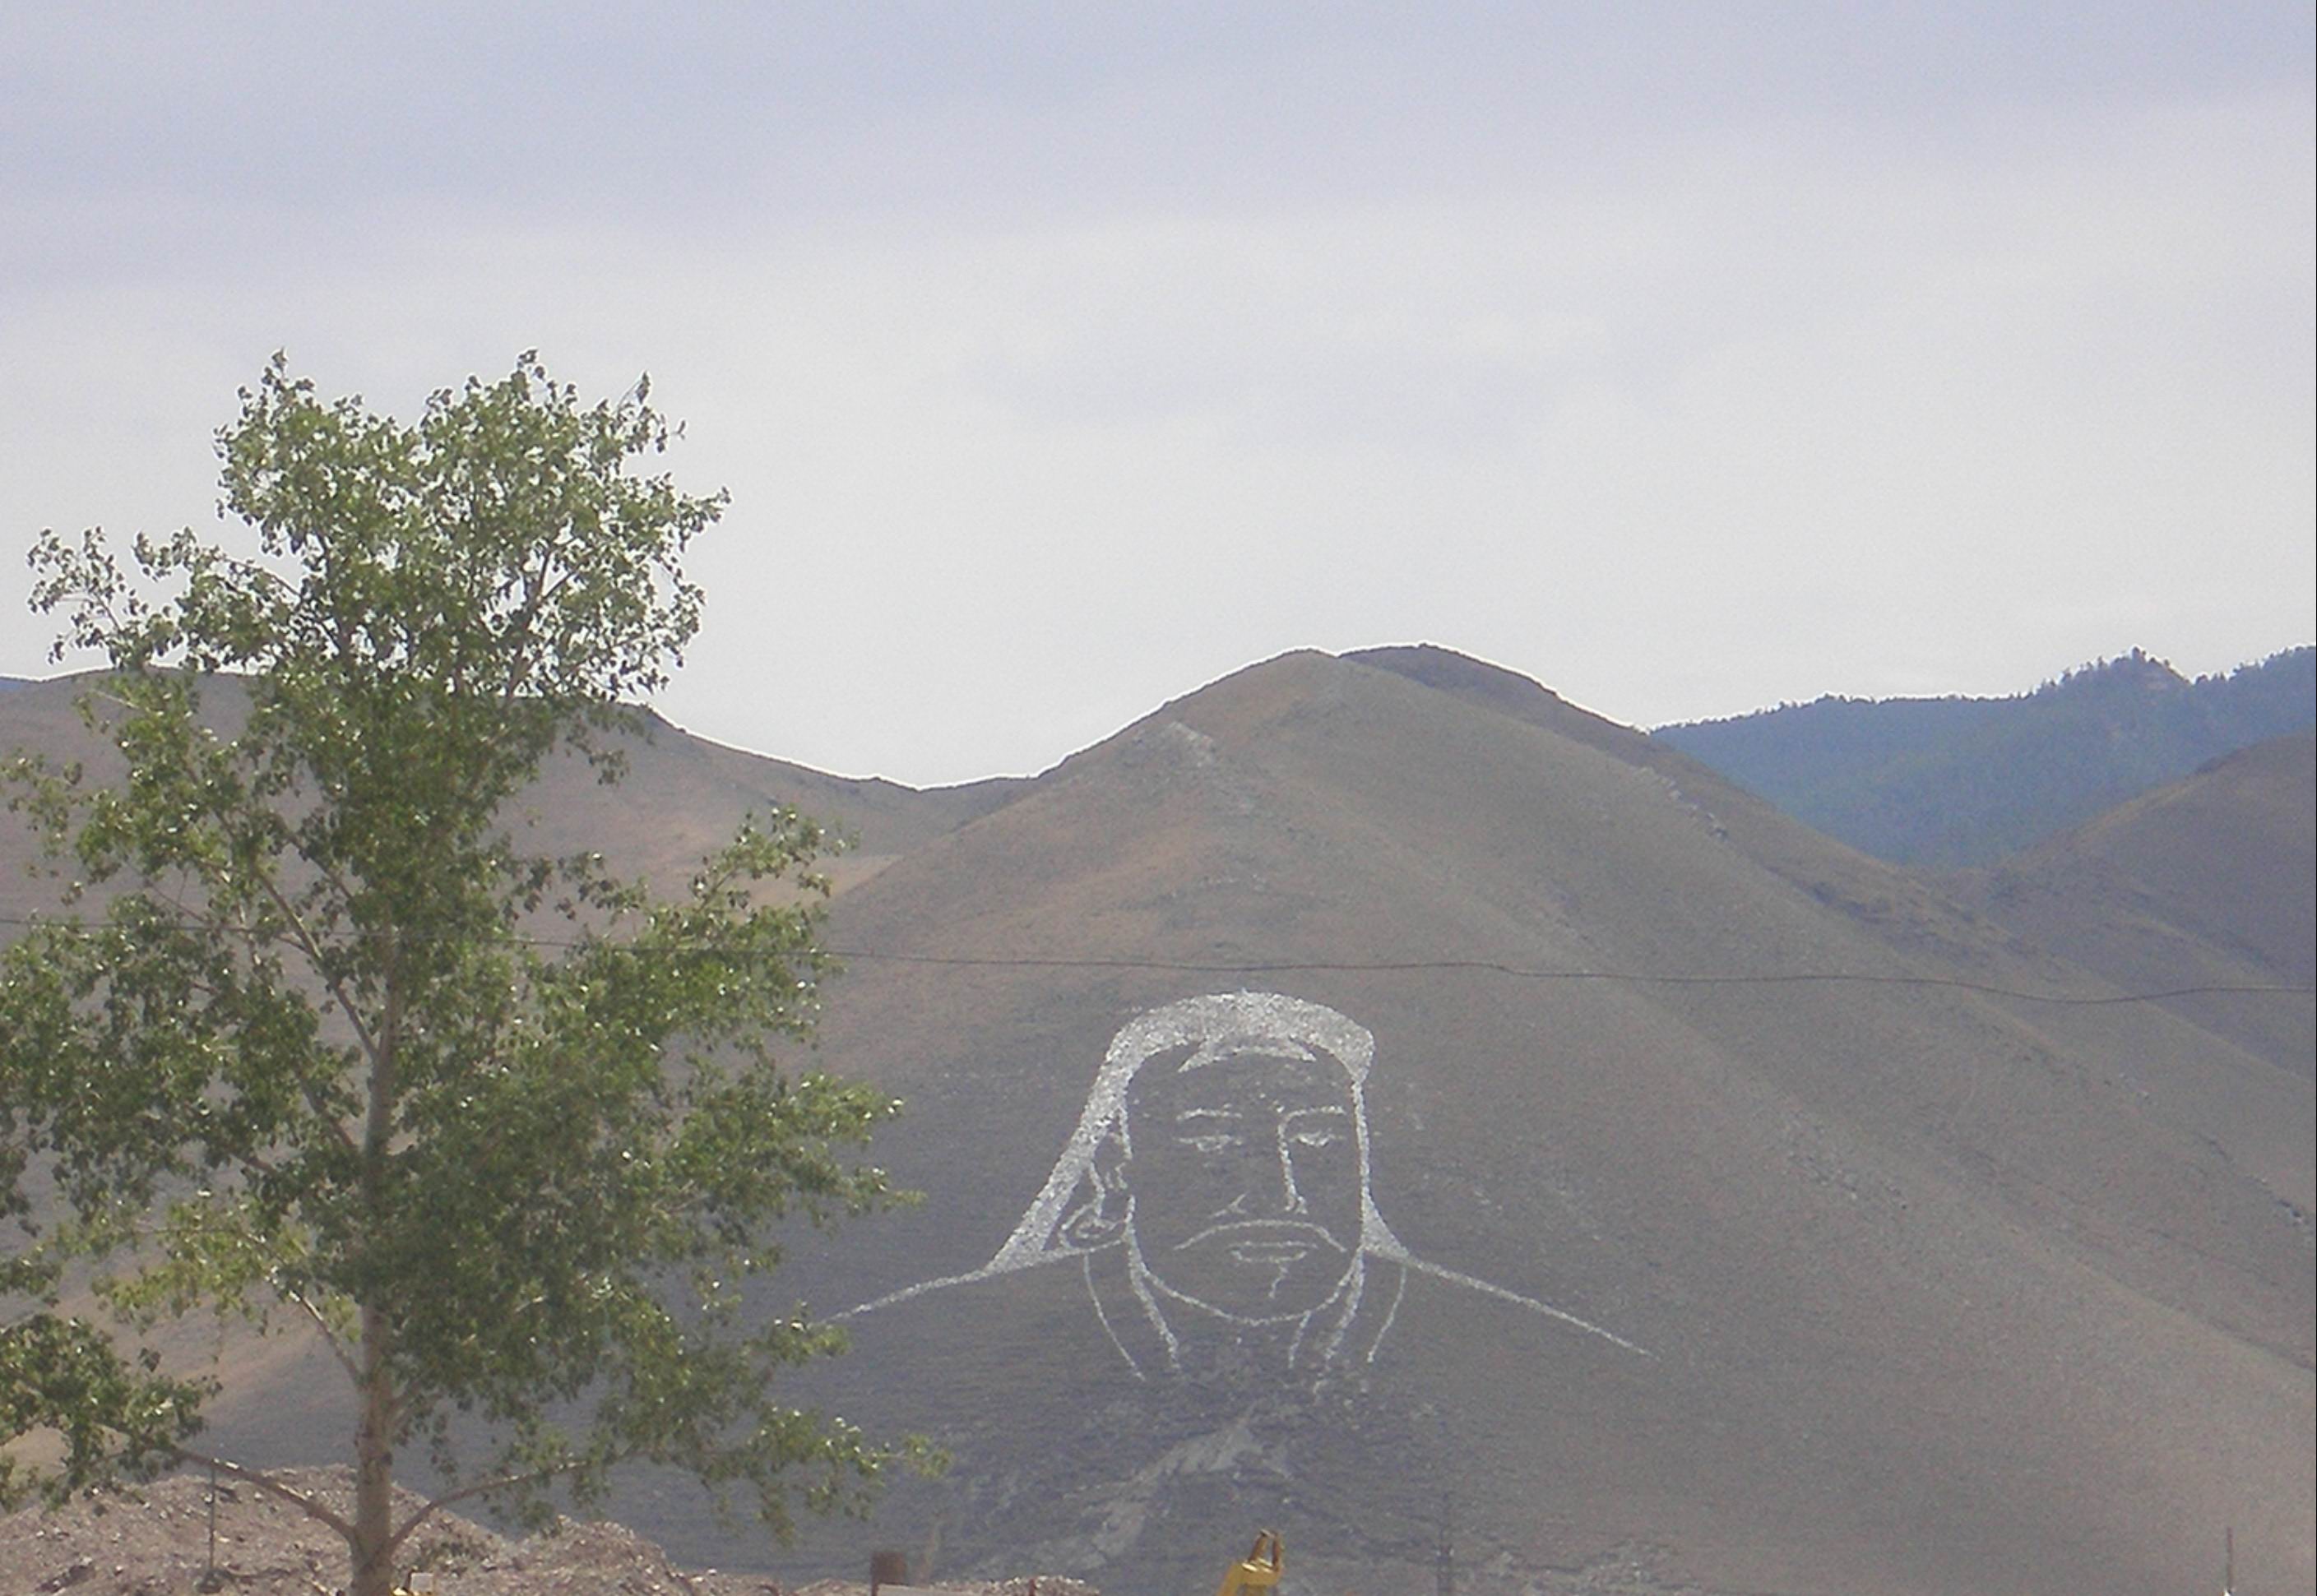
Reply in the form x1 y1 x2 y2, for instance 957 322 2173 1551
1258 1113 1308 1214
1211 1111 1307 1218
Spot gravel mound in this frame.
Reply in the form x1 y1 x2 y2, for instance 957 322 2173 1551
0 1469 1099 1596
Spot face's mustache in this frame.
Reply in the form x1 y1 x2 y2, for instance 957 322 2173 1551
1170 1218 1348 1254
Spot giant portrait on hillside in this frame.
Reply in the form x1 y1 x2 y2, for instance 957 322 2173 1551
846 991 1647 1374
752 991 1664 1590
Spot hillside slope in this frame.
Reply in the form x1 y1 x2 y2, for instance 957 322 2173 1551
10 656 2309 1596
1349 645 2314 1191
0 673 1026 919
623 649 2309 1596
1945 730 2315 1079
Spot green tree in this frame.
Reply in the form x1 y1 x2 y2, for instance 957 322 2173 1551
0 354 905 1596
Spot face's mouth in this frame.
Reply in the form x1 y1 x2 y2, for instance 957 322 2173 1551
1147 1220 1357 1312
1172 1219 1347 1259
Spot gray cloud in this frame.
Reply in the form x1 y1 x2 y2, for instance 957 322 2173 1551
2 5 2309 784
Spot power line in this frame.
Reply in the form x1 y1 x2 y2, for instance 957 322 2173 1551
818 946 2314 1006
2 912 2307 1008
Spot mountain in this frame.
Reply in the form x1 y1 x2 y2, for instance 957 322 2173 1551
1944 730 2315 1080
663 650 2302 1596
0 673 1025 924
1652 645 2316 866
6 655 2310 1596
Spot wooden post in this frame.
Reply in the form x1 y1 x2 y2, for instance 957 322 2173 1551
199 1460 220 1592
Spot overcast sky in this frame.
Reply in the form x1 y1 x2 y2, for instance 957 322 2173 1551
4 4 2310 784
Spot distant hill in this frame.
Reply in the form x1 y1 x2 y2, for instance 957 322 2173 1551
1945 729 2315 1079
0 673 1027 933
1652 646 2315 866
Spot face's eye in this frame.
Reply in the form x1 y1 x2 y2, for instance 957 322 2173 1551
1178 1132 1241 1155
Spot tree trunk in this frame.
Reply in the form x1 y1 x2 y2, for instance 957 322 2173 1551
350 1302 397 1596
351 977 401 1596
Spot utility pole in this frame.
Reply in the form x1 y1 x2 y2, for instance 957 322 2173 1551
198 1459 220 1592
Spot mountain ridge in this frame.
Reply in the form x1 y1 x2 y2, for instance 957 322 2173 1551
1652 645 2315 865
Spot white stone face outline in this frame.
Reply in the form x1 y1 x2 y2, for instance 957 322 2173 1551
841 992 1650 1371
1123 1042 1362 1321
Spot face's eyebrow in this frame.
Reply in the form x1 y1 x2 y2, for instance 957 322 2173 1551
1176 1108 1242 1122
1282 1104 1349 1120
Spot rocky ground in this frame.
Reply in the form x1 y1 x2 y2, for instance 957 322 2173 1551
0 1469 1101 1596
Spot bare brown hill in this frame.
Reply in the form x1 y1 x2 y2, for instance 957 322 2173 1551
1943 731 2315 1080
8 654 2310 1596
597 649 2307 1596
0 673 1025 919
1346 645 2314 1198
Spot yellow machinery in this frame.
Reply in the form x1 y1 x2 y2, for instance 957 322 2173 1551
1217 1530 1284 1596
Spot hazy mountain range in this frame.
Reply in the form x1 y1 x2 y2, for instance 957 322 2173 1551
1 650 2309 1596
1653 645 2315 866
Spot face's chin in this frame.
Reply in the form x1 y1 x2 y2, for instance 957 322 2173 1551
1143 1219 1354 1321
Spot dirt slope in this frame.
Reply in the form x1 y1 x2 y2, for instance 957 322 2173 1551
1349 644 2315 1196
626 650 2307 1596
1944 731 2315 1079
8 655 2309 1596
0 1467 1093 1595
0 673 1026 918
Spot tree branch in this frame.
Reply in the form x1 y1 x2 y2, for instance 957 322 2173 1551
169 1449 356 1543
144 799 370 1167
275 1280 363 1390
386 1449 637 1557
243 876 372 1151
256 870 380 1068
